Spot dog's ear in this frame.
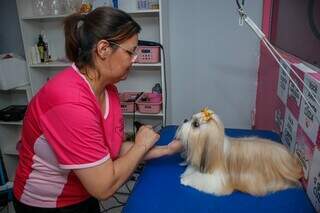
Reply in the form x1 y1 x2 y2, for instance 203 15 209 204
199 132 212 173
201 121 225 173
186 118 225 173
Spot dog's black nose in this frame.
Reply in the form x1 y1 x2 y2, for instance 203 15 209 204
183 119 188 123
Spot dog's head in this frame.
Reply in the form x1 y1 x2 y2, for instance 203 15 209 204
176 108 226 173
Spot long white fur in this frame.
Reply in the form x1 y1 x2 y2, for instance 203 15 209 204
176 110 302 196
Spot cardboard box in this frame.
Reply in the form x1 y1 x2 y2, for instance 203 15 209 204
273 102 286 133
262 49 320 210
298 72 320 144
281 108 298 151
276 54 302 105
307 147 320 212
294 126 315 188
286 65 305 119
0 53 28 90
277 60 289 105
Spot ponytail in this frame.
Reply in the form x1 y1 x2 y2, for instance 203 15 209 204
64 13 86 65
64 7 141 69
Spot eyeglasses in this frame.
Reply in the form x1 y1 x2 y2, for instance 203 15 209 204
109 42 138 62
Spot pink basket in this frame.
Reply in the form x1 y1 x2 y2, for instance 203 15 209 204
119 92 142 113
135 46 160 64
136 93 162 114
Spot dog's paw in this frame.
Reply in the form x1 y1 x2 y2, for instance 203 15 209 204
180 173 208 193
180 175 192 186
180 169 201 189
179 161 187 166
180 166 195 178
180 169 233 196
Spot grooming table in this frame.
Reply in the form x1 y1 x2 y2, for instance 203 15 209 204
123 126 315 213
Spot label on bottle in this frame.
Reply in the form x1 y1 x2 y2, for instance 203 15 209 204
38 46 45 62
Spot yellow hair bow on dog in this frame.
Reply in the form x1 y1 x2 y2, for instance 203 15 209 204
201 107 214 122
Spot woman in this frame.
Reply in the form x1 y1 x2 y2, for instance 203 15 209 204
13 7 182 213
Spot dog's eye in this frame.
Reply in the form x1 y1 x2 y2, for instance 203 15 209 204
192 120 200 128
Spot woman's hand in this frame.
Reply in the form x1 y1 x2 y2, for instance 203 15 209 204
142 139 183 160
134 125 160 152
167 139 183 155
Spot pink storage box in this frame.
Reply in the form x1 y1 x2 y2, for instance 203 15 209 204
135 46 160 64
119 92 142 113
136 93 162 114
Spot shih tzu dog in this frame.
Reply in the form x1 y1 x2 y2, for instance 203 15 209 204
175 108 302 196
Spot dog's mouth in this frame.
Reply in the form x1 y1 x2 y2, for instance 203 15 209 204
174 126 181 140
175 119 190 140
175 122 192 149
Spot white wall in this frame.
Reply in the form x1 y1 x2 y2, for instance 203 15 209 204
0 0 24 56
166 0 263 128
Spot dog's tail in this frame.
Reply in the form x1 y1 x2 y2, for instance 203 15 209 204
275 145 303 185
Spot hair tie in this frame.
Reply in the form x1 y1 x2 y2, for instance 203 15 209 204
77 20 84 29
77 14 86 29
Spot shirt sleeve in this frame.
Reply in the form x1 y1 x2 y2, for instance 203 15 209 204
39 103 110 169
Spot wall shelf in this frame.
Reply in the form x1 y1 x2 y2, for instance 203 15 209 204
22 14 68 20
3 143 19 156
21 9 159 21
134 63 162 67
0 72 30 180
0 121 23 125
29 62 162 68
29 62 71 68
123 111 163 117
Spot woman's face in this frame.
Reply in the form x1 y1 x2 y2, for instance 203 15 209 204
107 34 139 83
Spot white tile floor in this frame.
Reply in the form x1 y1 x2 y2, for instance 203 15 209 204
100 177 136 213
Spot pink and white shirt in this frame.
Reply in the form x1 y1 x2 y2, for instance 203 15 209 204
13 64 124 208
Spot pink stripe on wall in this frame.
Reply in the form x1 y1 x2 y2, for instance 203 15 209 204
255 0 292 131
254 0 276 130
261 0 273 39
255 46 281 131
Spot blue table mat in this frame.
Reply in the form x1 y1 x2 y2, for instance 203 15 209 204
123 125 315 213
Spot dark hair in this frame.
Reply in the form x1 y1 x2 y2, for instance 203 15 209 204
64 7 141 69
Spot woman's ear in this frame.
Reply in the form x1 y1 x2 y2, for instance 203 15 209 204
96 39 111 59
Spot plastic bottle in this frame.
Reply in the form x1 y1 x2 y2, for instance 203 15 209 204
149 0 159 9
41 31 51 62
112 0 118 8
152 83 162 94
137 0 148 10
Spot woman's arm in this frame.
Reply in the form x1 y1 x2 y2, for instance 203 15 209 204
74 126 159 200
144 140 183 160
120 139 183 160
74 144 145 200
